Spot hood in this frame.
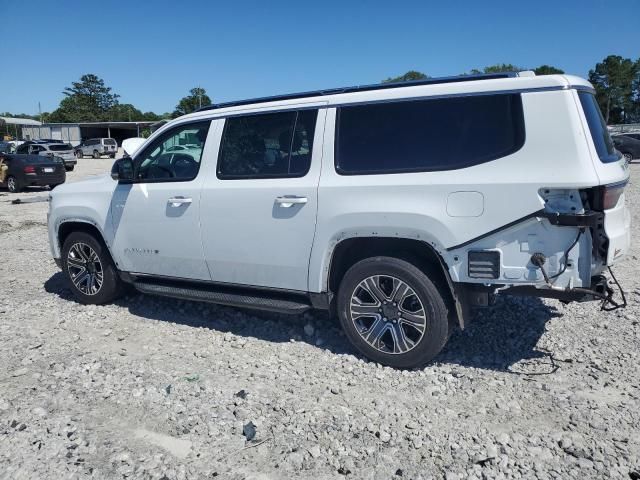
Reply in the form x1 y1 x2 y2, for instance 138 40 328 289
51 173 114 196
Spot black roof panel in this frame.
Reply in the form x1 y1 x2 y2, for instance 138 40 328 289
197 72 519 112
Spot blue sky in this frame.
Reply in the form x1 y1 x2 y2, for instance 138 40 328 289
1 0 639 115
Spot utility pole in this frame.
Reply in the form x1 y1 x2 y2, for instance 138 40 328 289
38 102 42 123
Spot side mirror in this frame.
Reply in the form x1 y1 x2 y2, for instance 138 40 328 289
111 157 134 182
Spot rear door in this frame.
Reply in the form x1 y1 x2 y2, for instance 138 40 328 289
199 108 326 291
109 121 215 279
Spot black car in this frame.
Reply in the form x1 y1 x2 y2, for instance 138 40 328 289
612 134 640 161
0 153 66 193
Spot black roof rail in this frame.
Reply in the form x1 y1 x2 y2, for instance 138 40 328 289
197 72 521 112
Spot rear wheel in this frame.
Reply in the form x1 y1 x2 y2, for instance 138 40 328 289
110 154 116 159
337 256 449 369
76 150 83 159
622 152 633 162
7 175 21 193
65 165 74 172
62 231 124 305
93 150 100 159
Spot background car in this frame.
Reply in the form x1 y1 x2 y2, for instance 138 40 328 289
612 134 640 161
0 153 66 192
16 142 77 171
75 138 118 159
621 132 640 142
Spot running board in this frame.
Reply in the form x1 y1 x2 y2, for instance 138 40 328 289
132 280 312 314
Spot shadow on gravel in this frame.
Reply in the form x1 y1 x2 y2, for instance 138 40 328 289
44 272 354 355
45 272 563 371
438 295 564 372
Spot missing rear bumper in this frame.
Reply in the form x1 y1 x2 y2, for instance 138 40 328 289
503 268 627 310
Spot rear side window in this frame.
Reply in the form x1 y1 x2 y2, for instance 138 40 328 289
48 144 72 151
335 94 525 175
104 138 117 145
578 92 619 163
217 110 318 179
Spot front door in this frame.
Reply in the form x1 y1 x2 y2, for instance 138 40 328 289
200 108 326 291
109 120 215 280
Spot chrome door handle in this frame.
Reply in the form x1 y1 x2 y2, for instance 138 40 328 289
168 196 192 207
275 196 308 208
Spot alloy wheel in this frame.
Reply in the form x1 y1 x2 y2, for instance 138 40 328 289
349 275 427 355
7 177 17 192
67 242 104 295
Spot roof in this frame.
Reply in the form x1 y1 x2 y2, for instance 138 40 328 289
0 116 42 126
174 73 593 126
197 72 522 112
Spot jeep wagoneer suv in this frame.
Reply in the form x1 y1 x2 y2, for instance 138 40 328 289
48 72 630 368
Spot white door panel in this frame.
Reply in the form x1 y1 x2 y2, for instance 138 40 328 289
200 109 326 291
109 120 217 280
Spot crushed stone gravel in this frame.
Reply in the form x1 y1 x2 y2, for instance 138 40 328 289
0 157 639 479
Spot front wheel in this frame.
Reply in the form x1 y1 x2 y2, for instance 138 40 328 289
337 256 449 369
65 165 75 172
61 231 124 304
622 152 633 162
76 150 83 159
7 175 21 193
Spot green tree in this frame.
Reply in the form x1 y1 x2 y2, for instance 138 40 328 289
382 71 429 83
534 65 565 75
588 55 637 124
481 63 522 74
173 87 212 118
107 103 144 122
49 74 120 122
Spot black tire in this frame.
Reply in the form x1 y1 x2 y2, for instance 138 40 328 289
337 256 449 369
49 184 61 190
622 152 632 162
61 231 124 305
7 175 21 193
93 150 100 159
65 165 75 172
110 154 116 159
76 150 83 159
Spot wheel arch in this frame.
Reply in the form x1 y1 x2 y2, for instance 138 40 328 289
57 220 116 264
325 236 468 329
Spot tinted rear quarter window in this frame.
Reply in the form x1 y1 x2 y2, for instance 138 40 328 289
336 93 525 175
48 144 72 151
578 92 620 163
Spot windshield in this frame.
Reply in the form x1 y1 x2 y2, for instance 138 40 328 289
578 92 620 163
48 144 73 151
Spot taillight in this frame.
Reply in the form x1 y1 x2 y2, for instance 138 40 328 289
601 183 626 210
24 165 35 174
587 181 627 211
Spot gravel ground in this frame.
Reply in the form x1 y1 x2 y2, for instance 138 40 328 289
1 157 639 480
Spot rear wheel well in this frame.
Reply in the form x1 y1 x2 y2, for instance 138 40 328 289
328 238 456 320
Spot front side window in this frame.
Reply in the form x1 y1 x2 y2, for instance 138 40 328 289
134 121 210 182
336 93 525 174
578 92 620 163
217 109 318 179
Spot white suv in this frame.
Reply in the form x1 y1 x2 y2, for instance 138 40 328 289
47 72 631 368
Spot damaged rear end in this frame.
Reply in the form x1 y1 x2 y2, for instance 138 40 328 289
448 85 630 312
